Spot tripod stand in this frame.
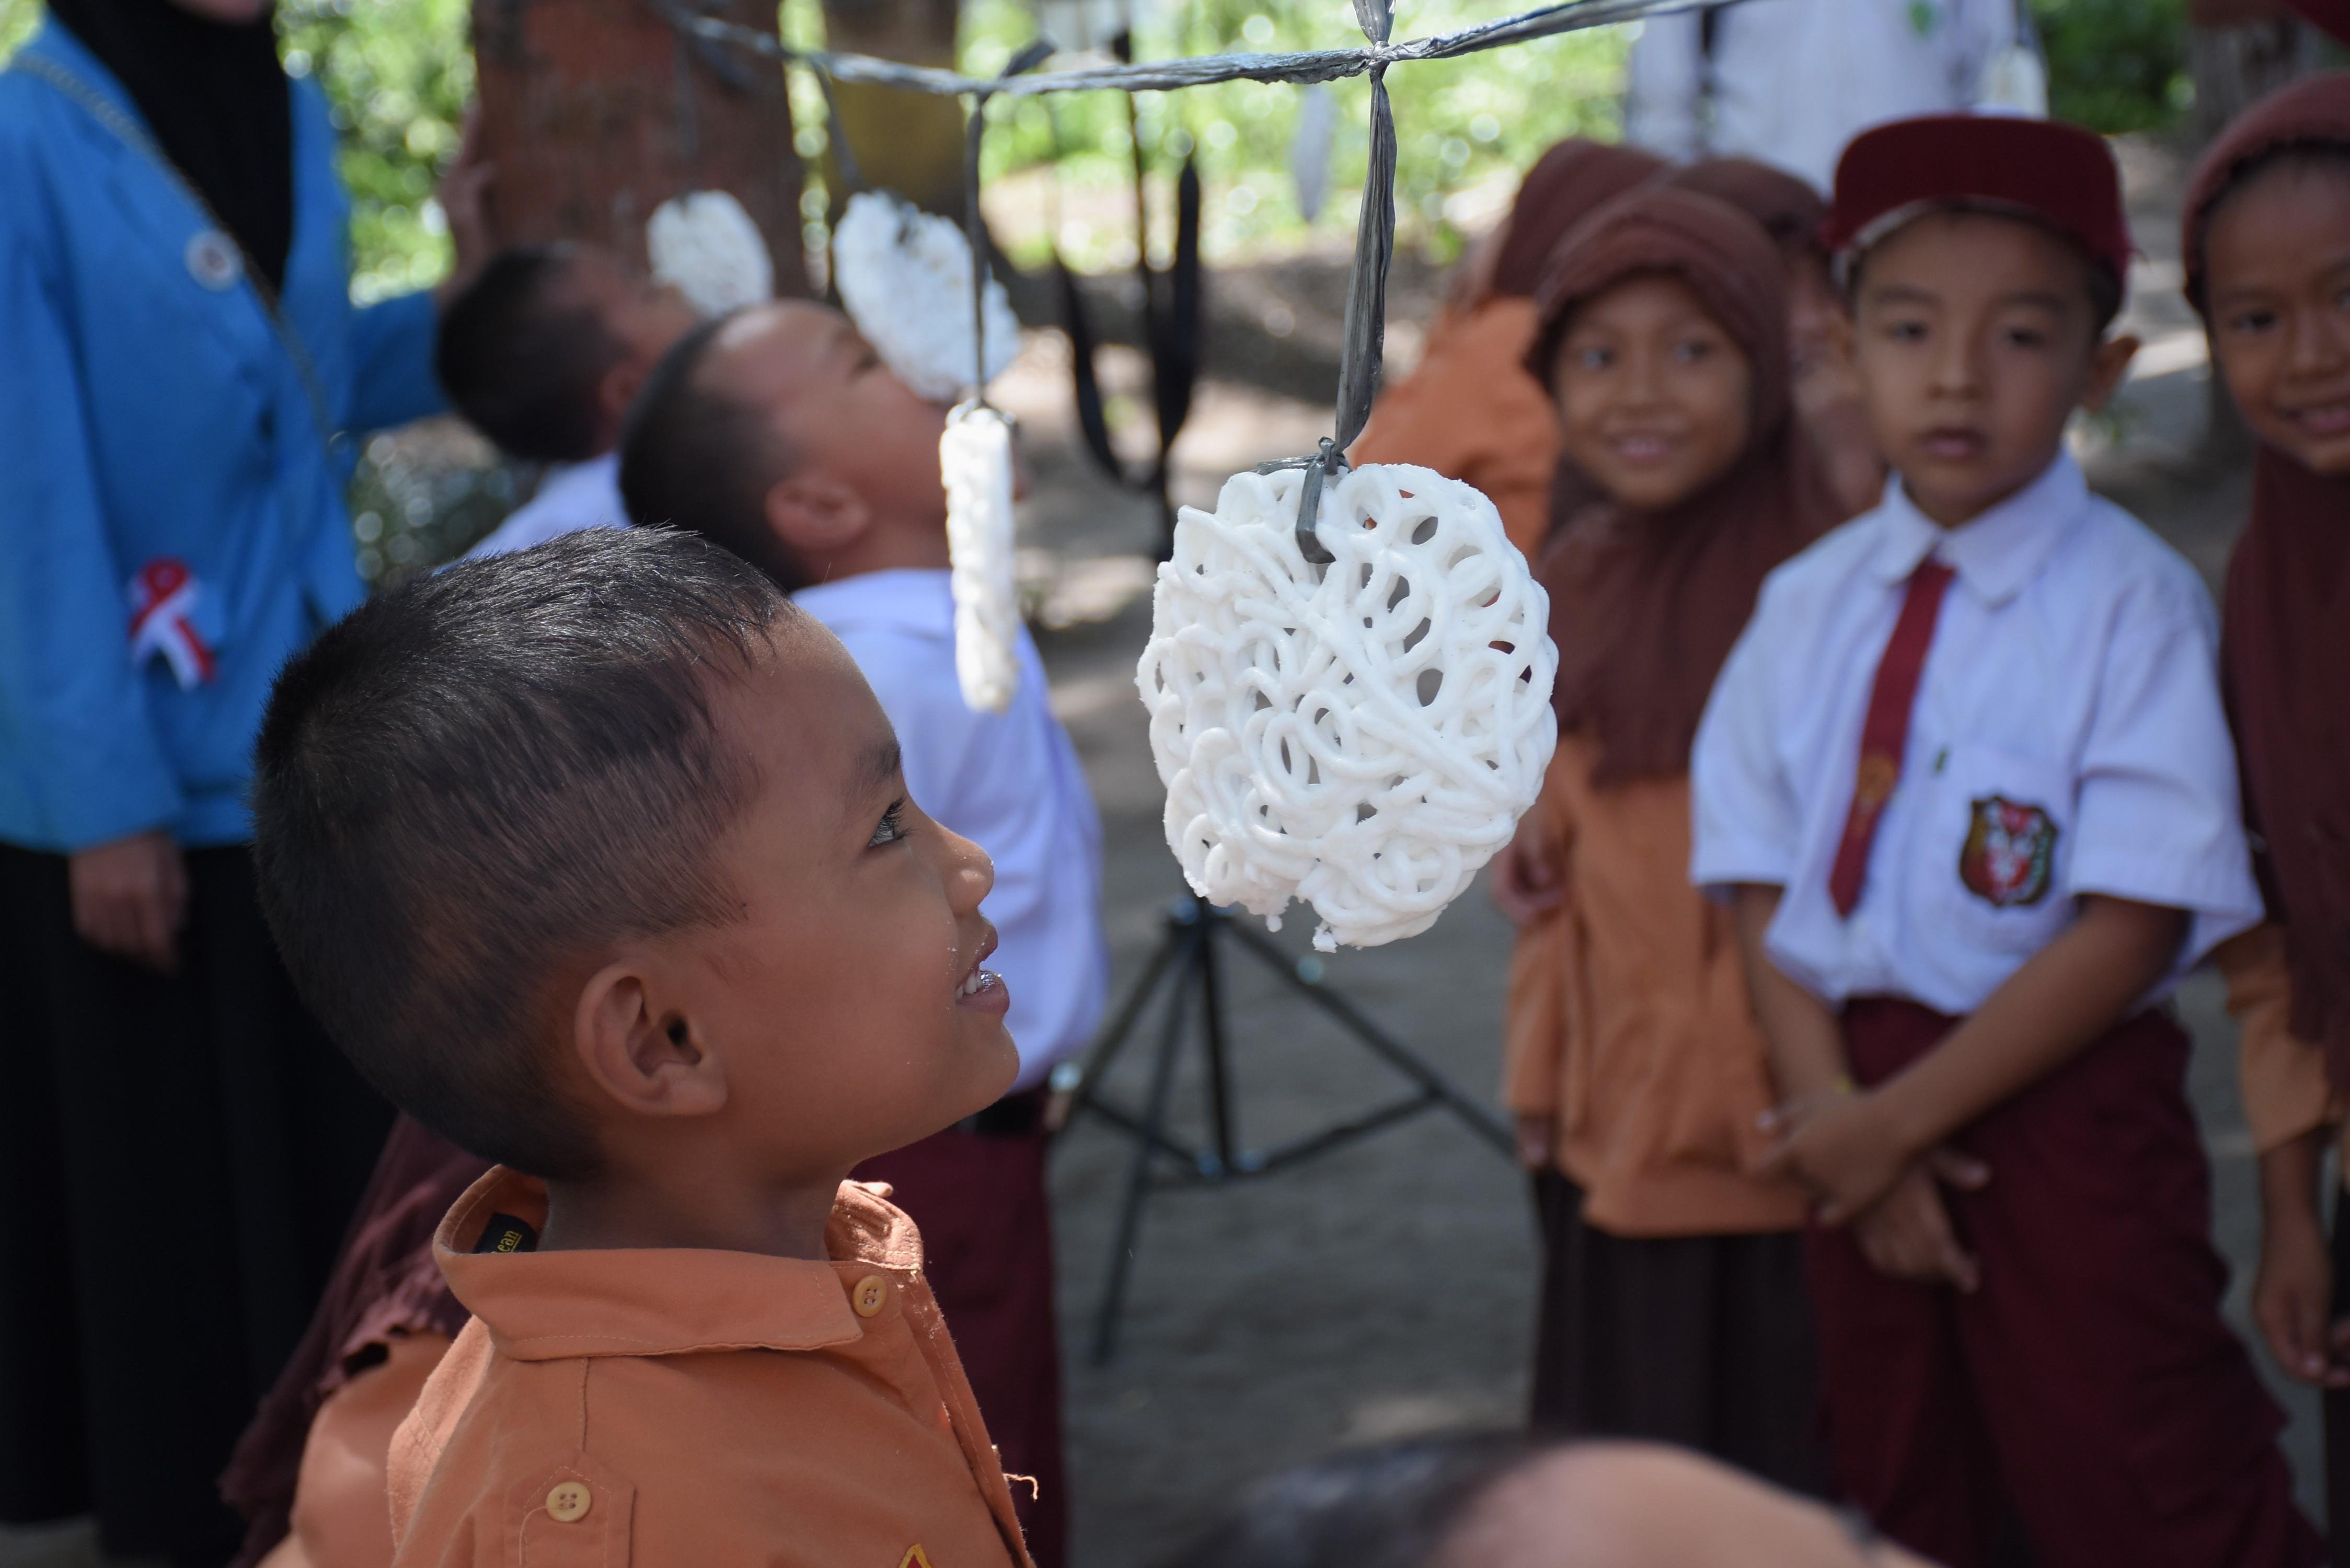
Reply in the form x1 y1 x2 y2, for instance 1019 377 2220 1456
1064 892 1513 1362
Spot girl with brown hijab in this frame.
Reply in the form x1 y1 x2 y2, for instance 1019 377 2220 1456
1488 187 1847 1484
1351 139 1665 556
2182 71 2350 1549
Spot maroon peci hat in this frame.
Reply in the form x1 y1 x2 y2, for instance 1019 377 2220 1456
1823 114 2133 284
2285 0 2350 44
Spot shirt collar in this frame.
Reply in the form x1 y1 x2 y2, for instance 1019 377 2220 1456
432 1167 923 1362
792 569 954 636
1868 453 2090 606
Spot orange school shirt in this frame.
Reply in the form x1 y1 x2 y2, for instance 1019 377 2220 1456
1504 735 1809 1236
387 1168 1032 1568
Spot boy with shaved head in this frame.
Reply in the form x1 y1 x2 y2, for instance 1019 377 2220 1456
619 301 1104 1568
250 529 1033 1567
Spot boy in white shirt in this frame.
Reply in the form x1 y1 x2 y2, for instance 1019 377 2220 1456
1625 0 2018 192
616 302 1107 1568
1690 116 2318 1568
434 245 697 560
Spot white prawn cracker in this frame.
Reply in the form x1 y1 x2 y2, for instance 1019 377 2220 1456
941 402 1022 714
1137 463 1557 951
833 191 1020 402
647 190 775 318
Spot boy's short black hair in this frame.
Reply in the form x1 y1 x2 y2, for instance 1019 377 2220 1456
618 313 812 593
1841 204 2124 336
252 529 797 1178
436 245 624 465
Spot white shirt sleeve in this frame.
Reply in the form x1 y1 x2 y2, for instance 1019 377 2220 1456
1625 12 1708 164
2063 586 2263 965
1953 0 2022 106
1689 601 1802 895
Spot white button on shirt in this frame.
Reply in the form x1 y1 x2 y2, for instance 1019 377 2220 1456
1689 455 2262 1016
797 570 1109 1088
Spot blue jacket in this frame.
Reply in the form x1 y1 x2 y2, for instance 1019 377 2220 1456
0 21 443 854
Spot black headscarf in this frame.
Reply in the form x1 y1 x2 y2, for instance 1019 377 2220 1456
48 0 294 294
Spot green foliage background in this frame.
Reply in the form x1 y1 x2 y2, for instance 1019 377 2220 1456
2030 0 2189 134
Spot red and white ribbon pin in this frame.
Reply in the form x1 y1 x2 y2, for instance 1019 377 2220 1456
128 558 216 689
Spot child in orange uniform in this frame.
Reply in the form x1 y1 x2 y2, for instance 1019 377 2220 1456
249 529 1034 1568
1491 185 1844 1486
2181 71 2350 1552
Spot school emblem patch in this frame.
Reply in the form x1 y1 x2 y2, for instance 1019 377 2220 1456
1958 795 2057 908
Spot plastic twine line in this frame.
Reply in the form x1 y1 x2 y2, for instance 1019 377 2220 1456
964 38 1057 405
647 0 1748 100
811 60 866 194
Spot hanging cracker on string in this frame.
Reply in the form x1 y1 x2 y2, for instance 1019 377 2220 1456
834 191 1021 402
1137 462 1557 951
647 190 776 318
940 402 1022 714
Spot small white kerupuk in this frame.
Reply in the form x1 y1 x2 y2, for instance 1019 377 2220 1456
833 191 1020 402
1137 462 1557 951
647 190 775 318
940 402 1022 715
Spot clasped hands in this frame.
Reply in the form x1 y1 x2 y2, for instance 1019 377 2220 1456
1760 1083 1990 1293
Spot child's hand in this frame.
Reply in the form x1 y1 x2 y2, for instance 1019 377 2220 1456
1489 816 1562 925
2254 1205 2350 1388
1760 1089 1909 1221
1515 1113 1555 1170
1853 1165 1982 1293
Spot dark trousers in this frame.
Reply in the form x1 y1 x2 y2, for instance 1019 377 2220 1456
2329 1206 2350 1565
0 844 392 1566
1807 998 2320 1568
855 1090 1068 1568
1528 1169 1827 1494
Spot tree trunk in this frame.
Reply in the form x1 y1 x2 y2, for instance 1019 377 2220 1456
470 0 809 295
819 0 970 221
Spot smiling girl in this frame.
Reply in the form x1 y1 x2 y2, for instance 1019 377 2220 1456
1488 187 1846 1483
2183 72 2350 1540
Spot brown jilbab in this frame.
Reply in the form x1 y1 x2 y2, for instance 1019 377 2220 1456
218 1117 489 1568
1663 157 1828 259
1523 186 1846 786
1483 139 1673 301
2183 73 2350 1091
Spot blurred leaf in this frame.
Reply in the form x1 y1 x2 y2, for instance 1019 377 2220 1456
2030 0 2187 134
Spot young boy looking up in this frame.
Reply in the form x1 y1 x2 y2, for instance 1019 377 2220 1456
619 301 1105 1568
1689 116 2319 1568
434 245 697 559
248 529 1034 1568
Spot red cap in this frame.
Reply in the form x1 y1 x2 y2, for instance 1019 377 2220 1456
1824 114 2132 284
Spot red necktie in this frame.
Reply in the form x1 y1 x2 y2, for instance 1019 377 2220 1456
1827 559 1955 917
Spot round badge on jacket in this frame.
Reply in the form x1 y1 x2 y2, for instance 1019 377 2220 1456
185 229 244 291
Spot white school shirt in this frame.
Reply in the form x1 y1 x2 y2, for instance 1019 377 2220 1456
1624 0 2018 192
1689 454 2262 1016
796 569 1109 1089
464 453 627 560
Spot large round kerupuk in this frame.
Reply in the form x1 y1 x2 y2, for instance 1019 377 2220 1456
1138 462 1557 951
832 190 1020 401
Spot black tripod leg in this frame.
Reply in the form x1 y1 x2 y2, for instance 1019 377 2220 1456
1223 919 1514 1155
1091 924 1197 1364
1199 908 1238 1177
1064 911 1187 1134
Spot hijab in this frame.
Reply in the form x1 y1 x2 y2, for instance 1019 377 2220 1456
1663 157 1828 261
1482 139 1671 303
1524 187 1845 786
2184 73 2350 1088
48 0 294 294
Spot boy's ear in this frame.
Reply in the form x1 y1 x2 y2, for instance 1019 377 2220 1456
571 960 728 1121
595 358 653 448
2080 332 2140 414
764 472 872 558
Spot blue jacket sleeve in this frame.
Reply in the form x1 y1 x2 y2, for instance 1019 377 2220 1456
0 194 185 849
344 288 446 434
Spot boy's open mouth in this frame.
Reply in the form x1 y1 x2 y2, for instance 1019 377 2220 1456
955 927 1007 1009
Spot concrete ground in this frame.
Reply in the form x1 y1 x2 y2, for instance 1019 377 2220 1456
3 134 2326 1568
